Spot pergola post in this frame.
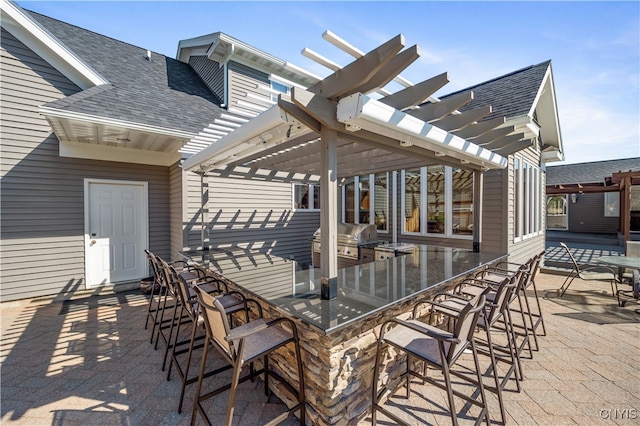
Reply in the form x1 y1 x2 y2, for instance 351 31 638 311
472 170 483 252
320 126 338 299
621 176 631 242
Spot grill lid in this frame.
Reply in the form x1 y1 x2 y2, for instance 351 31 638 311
313 223 378 246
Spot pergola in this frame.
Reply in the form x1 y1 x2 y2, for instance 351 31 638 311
182 34 529 296
547 169 640 242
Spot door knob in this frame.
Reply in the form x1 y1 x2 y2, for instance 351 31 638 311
90 240 97 246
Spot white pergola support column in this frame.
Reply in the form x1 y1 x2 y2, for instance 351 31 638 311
473 170 483 252
320 126 338 298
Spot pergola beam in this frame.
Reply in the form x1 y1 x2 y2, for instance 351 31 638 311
349 45 421 95
456 116 506 139
379 72 449 110
307 34 405 99
473 126 515 146
408 90 474 122
433 105 492 132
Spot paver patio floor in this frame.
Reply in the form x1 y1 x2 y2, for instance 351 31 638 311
2 272 639 425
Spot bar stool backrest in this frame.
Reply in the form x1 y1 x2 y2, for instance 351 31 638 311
486 274 518 325
449 294 486 362
171 265 196 315
195 287 234 360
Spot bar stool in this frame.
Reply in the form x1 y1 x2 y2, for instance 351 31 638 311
143 250 165 332
191 285 306 426
477 254 544 352
372 293 489 426
430 275 521 423
154 257 209 371
167 265 257 413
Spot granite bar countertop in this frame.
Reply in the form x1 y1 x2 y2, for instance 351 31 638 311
182 245 505 334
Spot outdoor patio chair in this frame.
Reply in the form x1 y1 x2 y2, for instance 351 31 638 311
191 285 306 426
166 264 254 413
144 250 165 332
148 253 203 347
472 263 534 374
434 275 521 423
153 257 216 371
371 292 490 426
622 241 640 282
475 251 546 351
557 242 619 304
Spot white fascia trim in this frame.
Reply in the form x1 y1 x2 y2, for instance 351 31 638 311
189 32 321 86
1 0 108 89
528 66 551 118
40 106 195 139
60 140 181 166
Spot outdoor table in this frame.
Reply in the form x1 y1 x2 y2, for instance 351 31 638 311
598 255 640 300
180 244 505 425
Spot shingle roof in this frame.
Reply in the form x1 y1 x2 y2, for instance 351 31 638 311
30 11 225 134
546 158 640 185
441 61 551 121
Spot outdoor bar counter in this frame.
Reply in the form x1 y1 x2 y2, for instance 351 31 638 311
182 244 506 425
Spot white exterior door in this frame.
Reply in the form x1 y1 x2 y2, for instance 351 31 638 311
85 179 148 287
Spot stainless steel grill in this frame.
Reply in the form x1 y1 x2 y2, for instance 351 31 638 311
312 223 378 268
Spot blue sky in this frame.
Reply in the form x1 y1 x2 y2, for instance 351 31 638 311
17 1 640 165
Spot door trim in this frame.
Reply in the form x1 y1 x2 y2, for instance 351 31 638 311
84 178 149 288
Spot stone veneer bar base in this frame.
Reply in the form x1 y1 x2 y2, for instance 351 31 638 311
215 273 464 425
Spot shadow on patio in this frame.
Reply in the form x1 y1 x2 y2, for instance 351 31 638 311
2 271 640 425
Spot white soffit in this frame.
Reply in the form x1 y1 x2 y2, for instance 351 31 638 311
337 93 507 170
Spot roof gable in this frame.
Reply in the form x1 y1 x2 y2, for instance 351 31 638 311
448 61 551 121
439 60 563 160
0 0 107 89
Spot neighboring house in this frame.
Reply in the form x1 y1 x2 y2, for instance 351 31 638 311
546 158 640 242
0 0 563 302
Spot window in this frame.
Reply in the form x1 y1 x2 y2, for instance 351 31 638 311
604 192 620 217
514 156 542 241
547 196 567 215
427 166 445 234
373 173 388 231
401 166 473 238
293 184 320 210
404 169 421 233
270 76 293 102
452 168 474 235
546 195 568 230
341 173 389 232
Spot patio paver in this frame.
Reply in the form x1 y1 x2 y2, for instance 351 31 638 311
2 271 639 425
